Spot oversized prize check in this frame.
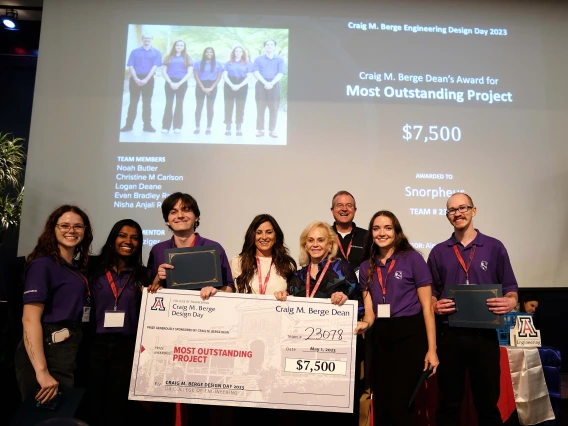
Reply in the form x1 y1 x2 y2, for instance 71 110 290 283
129 288 357 412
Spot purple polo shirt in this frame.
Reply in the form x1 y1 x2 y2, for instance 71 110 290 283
147 233 235 290
23 257 87 323
359 250 432 318
253 54 286 81
224 61 253 78
127 46 162 75
166 55 190 80
427 230 518 301
194 60 223 81
90 267 146 335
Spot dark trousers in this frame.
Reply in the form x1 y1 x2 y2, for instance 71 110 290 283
125 74 155 127
88 334 136 426
224 77 248 125
195 80 217 128
255 81 280 131
371 312 427 426
162 78 188 130
14 322 82 400
436 324 502 426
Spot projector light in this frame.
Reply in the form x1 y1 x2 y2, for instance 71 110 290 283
1 9 18 30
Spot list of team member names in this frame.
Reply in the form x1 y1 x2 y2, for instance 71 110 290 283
113 155 182 210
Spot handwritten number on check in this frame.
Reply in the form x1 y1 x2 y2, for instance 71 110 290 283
305 328 343 340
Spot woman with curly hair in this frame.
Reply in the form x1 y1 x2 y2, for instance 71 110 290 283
15 205 93 403
354 210 438 426
230 214 296 295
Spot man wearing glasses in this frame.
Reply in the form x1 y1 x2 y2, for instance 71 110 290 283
330 190 367 426
330 190 367 273
427 193 518 426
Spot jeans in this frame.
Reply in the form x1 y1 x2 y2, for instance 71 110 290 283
124 74 155 127
15 322 82 400
255 80 281 131
162 77 188 130
195 80 218 128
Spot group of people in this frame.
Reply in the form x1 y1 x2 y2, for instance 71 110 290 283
15 189 519 426
120 34 286 138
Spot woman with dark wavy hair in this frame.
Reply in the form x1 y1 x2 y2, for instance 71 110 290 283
15 205 93 404
87 219 154 426
355 210 438 426
230 214 297 295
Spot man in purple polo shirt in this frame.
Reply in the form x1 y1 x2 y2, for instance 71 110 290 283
253 39 286 138
147 192 234 293
428 193 518 426
121 34 162 133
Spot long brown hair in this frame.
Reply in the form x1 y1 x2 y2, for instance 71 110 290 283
163 40 192 68
26 205 93 274
361 210 414 288
236 214 296 293
229 46 248 64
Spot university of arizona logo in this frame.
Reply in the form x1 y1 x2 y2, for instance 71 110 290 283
151 297 166 311
395 271 403 279
480 261 488 271
518 317 538 337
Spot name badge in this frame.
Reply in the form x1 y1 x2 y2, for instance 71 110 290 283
377 304 390 318
82 306 91 323
104 311 125 328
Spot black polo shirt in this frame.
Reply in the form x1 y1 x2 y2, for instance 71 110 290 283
332 222 368 269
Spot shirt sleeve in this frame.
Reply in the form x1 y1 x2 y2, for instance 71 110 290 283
253 57 260 72
411 251 433 288
427 249 442 298
277 57 287 75
154 49 162 67
23 259 52 304
229 256 241 282
219 249 235 290
147 247 157 278
126 49 135 67
358 261 370 292
497 243 518 294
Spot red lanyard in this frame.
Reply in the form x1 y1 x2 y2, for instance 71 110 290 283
106 270 131 310
337 235 353 260
64 265 90 302
376 259 396 303
306 258 332 298
453 245 476 284
255 257 273 295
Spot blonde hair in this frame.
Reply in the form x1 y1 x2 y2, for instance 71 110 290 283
298 221 338 267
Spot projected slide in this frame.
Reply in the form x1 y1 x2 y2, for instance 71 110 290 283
20 0 568 287
119 25 289 145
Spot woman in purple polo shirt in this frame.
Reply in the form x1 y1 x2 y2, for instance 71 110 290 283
15 205 93 403
161 40 193 134
222 46 253 136
87 219 154 426
354 210 438 426
193 47 223 135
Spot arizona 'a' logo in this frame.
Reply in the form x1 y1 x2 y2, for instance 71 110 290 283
518 316 538 337
151 297 166 311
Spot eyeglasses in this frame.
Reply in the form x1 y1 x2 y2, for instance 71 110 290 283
56 223 86 233
334 203 354 210
446 206 473 216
